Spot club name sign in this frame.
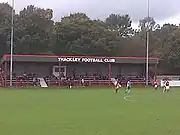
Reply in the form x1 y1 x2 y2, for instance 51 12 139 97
57 57 116 63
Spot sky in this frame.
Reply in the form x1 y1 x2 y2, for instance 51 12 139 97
0 0 180 28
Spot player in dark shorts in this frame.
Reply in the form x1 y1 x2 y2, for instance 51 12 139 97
67 78 72 89
163 80 170 92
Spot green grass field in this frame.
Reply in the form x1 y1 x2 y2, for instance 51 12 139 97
0 87 180 135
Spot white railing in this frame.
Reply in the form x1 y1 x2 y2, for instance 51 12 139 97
157 75 180 81
160 80 180 87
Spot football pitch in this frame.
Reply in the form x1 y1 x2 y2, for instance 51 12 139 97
0 87 180 135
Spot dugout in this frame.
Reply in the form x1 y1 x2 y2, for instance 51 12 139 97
0 54 159 87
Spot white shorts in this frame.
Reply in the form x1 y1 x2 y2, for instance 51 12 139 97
165 86 170 90
114 81 118 86
154 84 158 88
116 84 121 89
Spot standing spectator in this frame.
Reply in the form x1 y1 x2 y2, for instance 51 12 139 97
81 77 85 87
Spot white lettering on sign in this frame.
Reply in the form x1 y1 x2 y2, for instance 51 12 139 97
104 58 115 63
58 58 81 62
57 57 115 63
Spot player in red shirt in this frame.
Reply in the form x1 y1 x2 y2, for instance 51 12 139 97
153 80 158 89
19 77 23 87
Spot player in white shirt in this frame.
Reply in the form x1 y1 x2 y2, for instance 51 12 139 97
111 78 121 94
125 80 131 94
81 78 85 87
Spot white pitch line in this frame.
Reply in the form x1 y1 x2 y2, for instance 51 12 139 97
124 95 133 101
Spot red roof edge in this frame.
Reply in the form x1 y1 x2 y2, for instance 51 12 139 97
3 54 159 60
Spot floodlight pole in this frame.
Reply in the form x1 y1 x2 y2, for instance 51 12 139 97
10 0 14 87
145 0 150 86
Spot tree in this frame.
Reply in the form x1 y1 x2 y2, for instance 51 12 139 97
148 24 180 73
0 3 13 57
139 17 160 31
120 36 146 56
137 17 161 57
138 17 160 43
164 28 180 70
155 24 178 39
53 13 91 55
14 5 53 54
105 14 133 37
151 24 178 58
53 13 123 56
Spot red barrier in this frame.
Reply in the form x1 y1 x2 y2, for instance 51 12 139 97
1 79 148 88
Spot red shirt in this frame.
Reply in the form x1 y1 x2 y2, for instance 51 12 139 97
154 81 158 85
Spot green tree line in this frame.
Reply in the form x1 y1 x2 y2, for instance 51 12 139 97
0 3 180 73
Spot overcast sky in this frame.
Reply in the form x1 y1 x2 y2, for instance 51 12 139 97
1 0 180 27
